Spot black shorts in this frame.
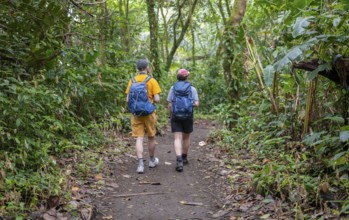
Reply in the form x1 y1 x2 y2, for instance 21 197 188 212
171 117 194 133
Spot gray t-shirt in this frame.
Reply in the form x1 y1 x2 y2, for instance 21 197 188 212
167 84 199 102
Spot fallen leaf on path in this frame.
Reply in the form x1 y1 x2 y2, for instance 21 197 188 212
102 216 113 219
80 207 93 220
122 174 131 178
199 141 206 146
72 186 79 191
262 158 271 164
94 173 103 180
260 214 271 219
165 162 172 165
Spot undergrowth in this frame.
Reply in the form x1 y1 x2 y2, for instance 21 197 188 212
210 91 349 218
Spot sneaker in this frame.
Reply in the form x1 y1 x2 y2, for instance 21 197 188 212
182 158 188 165
176 160 183 172
149 157 159 168
137 164 144 174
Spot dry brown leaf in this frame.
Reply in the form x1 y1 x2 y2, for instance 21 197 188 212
72 186 79 191
94 173 103 180
262 158 271 164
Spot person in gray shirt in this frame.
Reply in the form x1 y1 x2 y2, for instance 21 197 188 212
167 69 199 172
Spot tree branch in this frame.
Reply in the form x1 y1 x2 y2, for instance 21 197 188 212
69 0 94 17
293 59 349 85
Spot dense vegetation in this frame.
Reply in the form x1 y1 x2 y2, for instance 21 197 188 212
0 0 348 218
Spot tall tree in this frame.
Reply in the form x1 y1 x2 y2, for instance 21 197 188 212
146 0 162 78
118 0 130 52
221 0 247 100
165 0 199 72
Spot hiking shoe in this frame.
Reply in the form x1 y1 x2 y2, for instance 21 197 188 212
182 158 188 165
176 160 183 172
137 164 144 174
149 157 159 168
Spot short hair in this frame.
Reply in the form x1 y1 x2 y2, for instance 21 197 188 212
136 59 149 70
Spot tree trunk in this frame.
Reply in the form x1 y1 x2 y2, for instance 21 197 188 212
165 0 199 72
221 0 248 100
159 0 169 61
146 0 161 78
98 1 108 66
191 23 196 67
303 79 318 136
118 0 130 52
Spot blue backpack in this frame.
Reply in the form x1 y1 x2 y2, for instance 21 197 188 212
171 81 193 120
128 76 155 116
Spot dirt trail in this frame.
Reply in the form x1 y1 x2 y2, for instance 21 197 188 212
93 120 220 220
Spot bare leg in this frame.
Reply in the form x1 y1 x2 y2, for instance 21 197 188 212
182 133 190 155
136 137 144 159
148 136 156 157
174 132 183 156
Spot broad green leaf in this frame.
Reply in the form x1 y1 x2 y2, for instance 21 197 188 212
16 119 21 127
273 56 290 72
340 131 349 142
292 0 314 11
292 17 314 38
273 47 302 71
263 65 274 86
332 152 346 161
287 47 303 60
341 203 349 214
333 17 341 27
307 63 330 81
323 116 345 123
341 126 349 131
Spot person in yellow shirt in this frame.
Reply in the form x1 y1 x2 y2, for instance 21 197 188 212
125 59 161 174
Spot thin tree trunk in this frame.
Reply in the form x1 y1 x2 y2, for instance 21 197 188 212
303 79 317 136
146 0 161 78
191 23 196 67
98 1 108 66
119 0 129 51
159 0 169 61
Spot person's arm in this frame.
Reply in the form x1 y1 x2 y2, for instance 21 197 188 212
168 102 172 118
167 87 174 118
192 87 199 107
125 79 132 102
153 94 160 103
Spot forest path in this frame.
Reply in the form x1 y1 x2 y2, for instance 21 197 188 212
93 120 223 220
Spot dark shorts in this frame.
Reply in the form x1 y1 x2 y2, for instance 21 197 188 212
171 117 194 133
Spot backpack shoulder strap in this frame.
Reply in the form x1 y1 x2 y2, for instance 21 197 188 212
143 76 152 83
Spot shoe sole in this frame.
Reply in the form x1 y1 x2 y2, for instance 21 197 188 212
176 167 183 172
